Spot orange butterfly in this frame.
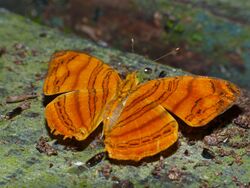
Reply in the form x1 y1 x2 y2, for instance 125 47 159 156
43 51 240 161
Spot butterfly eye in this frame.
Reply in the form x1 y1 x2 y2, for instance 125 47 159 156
144 67 152 74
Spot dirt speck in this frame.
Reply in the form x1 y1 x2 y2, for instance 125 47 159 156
203 135 220 146
5 102 31 119
201 148 215 159
232 176 250 188
112 179 134 188
13 43 26 50
233 115 250 129
0 46 7 57
167 166 183 181
39 32 47 37
99 164 112 179
31 49 39 56
233 89 250 129
85 152 106 168
13 60 23 65
184 149 190 156
36 136 58 156
151 156 165 178
216 148 234 157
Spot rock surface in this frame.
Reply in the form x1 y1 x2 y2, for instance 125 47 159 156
0 9 249 187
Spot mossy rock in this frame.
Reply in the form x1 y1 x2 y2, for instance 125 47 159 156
0 9 249 188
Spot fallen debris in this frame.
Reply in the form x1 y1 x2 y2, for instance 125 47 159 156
5 102 31 119
85 152 106 168
151 156 165 178
167 166 183 181
201 148 215 159
36 136 58 156
0 46 7 57
6 93 38 103
99 164 112 179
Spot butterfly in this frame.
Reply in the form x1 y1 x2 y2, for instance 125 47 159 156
43 50 240 161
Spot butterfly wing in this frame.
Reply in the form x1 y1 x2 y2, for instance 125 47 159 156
43 51 121 95
130 76 240 127
46 90 113 140
104 75 240 161
104 93 178 161
44 51 122 140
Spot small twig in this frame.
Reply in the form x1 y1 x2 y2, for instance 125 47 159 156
5 102 31 119
6 93 38 103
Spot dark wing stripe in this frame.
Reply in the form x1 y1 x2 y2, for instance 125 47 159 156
184 79 234 123
209 80 216 93
118 78 180 127
117 88 174 127
154 78 180 105
113 110 166 136
71 56 92 90
123 80 161 112
171 77 195 112
88 61 104 121
53 54 79 93
54 95 75 132
74 91 89 132
115 121 175 148
117 101 158 127
189 97 203 114
102 70 113 108
187 80 217 120
45 58 61 93
226 82 239 97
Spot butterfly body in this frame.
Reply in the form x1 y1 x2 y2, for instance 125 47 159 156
43 51 240 161
103 72 138 133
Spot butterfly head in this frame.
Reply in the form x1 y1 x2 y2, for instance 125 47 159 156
118 72 139 98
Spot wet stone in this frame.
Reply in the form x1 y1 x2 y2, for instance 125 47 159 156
201 148 215 159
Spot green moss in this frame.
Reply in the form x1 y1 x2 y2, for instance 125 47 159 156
0 9 249 187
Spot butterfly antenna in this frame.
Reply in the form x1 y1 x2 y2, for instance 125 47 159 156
153 47 180 62
131 38 135 53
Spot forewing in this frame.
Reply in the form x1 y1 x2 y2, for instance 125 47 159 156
126 76 240 127
104 94 178 161
46 89 117 140
43 51 121 95
44 51 122 140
